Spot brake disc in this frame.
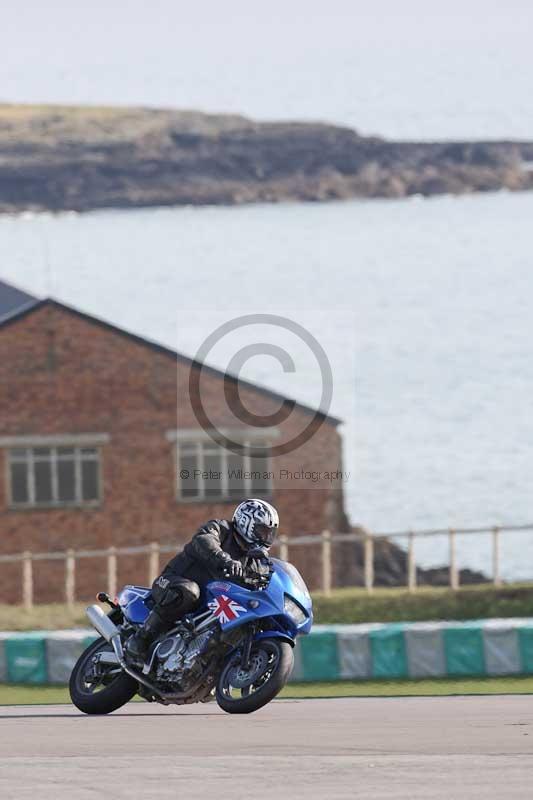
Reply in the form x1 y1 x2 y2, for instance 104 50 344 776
228 650 269 688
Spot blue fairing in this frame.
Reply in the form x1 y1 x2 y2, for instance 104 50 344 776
117 559 313 640
205 558 313 638
117 585 152 624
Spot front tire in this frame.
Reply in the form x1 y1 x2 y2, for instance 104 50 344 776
69 636 138 715
216 638 294 714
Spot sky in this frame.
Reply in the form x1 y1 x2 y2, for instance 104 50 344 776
2 0 533 139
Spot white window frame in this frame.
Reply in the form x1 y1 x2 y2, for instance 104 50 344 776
167 428 277 503
2 434 108 510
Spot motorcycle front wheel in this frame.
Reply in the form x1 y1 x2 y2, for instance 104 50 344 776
69 636 138 714
216 638 294 714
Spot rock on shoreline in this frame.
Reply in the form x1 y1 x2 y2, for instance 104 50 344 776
1 104 533 213
335 531 486 589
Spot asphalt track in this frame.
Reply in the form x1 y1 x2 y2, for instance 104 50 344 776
1 696 532 799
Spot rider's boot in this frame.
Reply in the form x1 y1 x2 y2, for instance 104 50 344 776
125 609 168 662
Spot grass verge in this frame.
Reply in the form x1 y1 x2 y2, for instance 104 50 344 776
3 583 533 631
313 583 533 624
282 676 533 698
0 602 90 631
1 676 533 705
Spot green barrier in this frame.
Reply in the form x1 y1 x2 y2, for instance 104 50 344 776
0 640 7 682
3 620 533 687
370 625 408 679
518 628 533 672
444 626 485 676
299 632 339 681
5 635 48 684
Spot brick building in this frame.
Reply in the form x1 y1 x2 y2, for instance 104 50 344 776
0 282 348 602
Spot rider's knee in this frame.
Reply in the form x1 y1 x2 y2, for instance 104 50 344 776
180 580 201 607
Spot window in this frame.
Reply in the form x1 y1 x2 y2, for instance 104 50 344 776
8 446 101 508
176 439 272 502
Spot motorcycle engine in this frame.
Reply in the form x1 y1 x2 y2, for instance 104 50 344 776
156 629 216 681
157 633 186 674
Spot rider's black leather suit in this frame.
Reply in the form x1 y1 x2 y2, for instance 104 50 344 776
151 519 268 622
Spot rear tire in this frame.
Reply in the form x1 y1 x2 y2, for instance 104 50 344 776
216 638 294 714
69 636 138 715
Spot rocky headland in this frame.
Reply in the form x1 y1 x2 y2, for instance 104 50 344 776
1 104 533 213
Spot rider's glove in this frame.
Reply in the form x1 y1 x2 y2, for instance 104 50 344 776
219 553 244 577
247 545 270 560
245 545 271 577
227 559 244 577
248 557 271 577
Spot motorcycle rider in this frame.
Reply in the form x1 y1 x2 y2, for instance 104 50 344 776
126 498 279 661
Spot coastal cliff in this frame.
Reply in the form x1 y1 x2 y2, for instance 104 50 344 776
1 104 533 213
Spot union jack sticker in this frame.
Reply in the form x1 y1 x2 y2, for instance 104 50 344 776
208 594 247 625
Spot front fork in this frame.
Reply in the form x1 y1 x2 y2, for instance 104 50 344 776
240 625 255 670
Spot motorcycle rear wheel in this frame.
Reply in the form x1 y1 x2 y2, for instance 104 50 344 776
216 638 294 714
69 636 138 715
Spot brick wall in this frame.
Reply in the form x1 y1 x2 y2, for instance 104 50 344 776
0 302 348 602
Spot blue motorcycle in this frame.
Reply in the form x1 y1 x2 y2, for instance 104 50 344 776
70 554 313 714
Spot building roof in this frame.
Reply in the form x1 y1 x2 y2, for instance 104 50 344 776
0 278 38 319
0 296 342 426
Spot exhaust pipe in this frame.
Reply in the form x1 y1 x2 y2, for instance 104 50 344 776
86 604 164 696
86 604 125 664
